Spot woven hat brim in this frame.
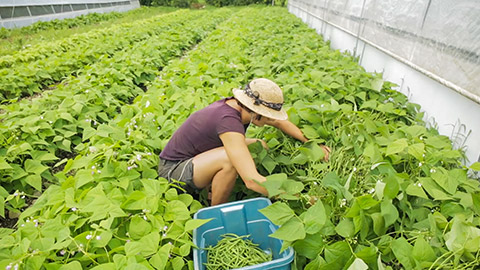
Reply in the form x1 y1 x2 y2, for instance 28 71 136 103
232 88 288 121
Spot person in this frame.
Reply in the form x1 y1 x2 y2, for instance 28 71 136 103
158 78 330 205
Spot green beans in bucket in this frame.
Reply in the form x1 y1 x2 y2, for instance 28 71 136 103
204 233 272 269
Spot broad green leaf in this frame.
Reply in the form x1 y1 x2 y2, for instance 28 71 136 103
270 217 306 242
347 258 368 270
0 158 12 170
383 176 399 199
391 237 414 269
405 183 429 199
381 200 399 228
259 202 295 226
129 216 152 240
139 232 160 256
164 200 190 221
470 162 480 171
408 143 424 160
386 138 408 156
149 244 171 270
125 241 143 257
370 78 384 92
25 255 46 270
335 219 355 238
370 212 385 236
91 264 115 270
171 256 184 270
301 125 319 139
184 218 212 231
303 200 326 234
25 159 48 175
74 169 94 189
58 261 82 270
431 169 457 195
25 174 42 191
293 232 324 259
412 236 436 263
357 195 379 210
418 177 451 200
324 241 351 267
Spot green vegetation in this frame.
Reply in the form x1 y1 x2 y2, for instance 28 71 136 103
0 5 479 270
0 7 177 57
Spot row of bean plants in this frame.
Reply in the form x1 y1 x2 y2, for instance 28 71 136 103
0 12 124 40
0 9 190 101
0 8 233 221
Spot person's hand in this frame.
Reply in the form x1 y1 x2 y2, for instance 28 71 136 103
320 144 331 161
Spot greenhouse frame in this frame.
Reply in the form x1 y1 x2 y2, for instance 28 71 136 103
289 0 480 165
0 0 140 28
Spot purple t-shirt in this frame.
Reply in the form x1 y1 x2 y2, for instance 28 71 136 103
160 97 248 161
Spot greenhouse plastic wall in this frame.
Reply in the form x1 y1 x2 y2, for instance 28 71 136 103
289 0 480 165
0 0 140 29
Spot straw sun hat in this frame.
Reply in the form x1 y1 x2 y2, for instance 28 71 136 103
232 78 288 121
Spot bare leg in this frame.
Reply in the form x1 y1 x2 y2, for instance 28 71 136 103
192 147 237 205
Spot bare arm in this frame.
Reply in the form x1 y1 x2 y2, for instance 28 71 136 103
266 119 331 160
266 119 309 142
219 132 268 196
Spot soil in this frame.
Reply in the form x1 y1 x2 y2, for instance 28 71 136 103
0 216 17 229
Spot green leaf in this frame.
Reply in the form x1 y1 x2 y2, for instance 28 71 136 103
303 200 326 234
139 232 160 256
0 158 12 170
470 162 480 171
184 218 212 231
370 212 385 236
59 261 82 270
418 177 451 200
391 237 414 269
293 232 324 259
347 258 368 270
381 200 399 228
125 241 143 257
335 219 355 238
25 159 48 175
408 143 425 160
356 195 379 210
324 241 351 268
164 200 190 221
270 217 306 242
90 264 115 270
301 126 319 139
259 202 295 226
370 78 384 92
149 244 171 270
171 256 184 270
405 183 429 199
129 216 152 240
412 236 436 263
383 176 399 199
386 138 408 156
25 174 42 191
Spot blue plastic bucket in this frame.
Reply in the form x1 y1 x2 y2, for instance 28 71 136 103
193 198 294 270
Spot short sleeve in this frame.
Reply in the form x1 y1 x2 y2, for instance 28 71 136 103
216 113 245 136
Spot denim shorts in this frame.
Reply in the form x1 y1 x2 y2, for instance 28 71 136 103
158 158 199 193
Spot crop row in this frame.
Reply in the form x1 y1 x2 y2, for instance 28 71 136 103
0 9 193 101
0 8 233 219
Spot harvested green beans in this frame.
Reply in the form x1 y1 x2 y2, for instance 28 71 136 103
204 233 272 269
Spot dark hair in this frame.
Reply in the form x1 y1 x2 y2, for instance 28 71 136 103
235 98 253 113
235 98 263 120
